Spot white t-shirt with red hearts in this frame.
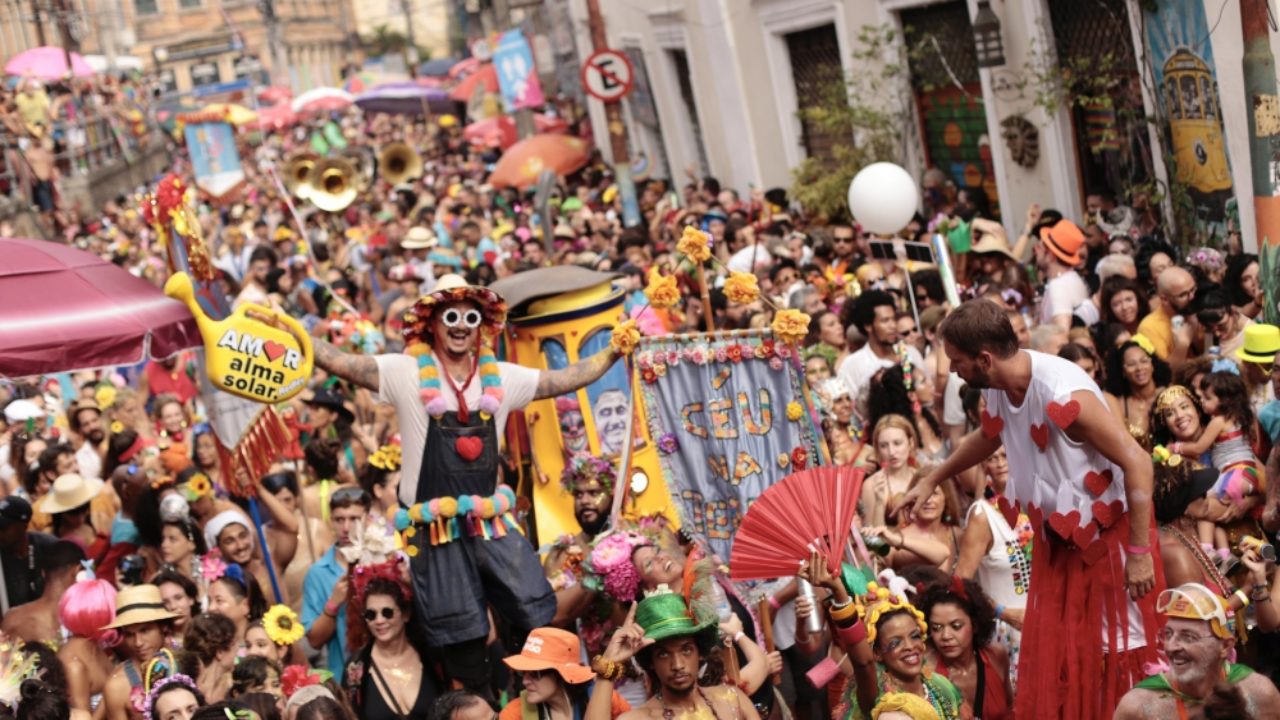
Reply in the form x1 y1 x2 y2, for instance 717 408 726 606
981 350 1146 649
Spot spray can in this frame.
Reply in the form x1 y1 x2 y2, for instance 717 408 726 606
798 578 824 634
1241 535 1277 562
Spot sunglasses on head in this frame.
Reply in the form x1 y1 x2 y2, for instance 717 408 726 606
441 308 482 329
363 607 397 622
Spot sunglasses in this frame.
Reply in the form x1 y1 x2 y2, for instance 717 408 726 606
363 607 397 622
441 308 482 329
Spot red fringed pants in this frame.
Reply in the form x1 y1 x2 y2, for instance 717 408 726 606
1014 511 1166 719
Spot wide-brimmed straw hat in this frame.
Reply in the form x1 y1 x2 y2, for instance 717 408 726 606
502 627 594 684
970 231 1018 261
38 473 104 515
402 226 438 250
102 584 179 629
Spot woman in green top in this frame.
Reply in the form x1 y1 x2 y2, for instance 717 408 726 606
799 553 969 720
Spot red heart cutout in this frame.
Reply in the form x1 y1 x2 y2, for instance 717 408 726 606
1046 399 1081 429
996 495 1020 528
1026 504 1044 530
980 410 1004 439
263 340 286 362
1029 423 1049 451
1084 469 1114 497
1081 539 1109 566
1047 509 1081 540
455 436 484 462
1072 522 1096 549
1092 500 1124 529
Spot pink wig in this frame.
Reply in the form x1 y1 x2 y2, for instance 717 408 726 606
60 577 118 642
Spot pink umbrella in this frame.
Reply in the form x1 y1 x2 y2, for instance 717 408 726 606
0 238 199 376
257 85 292 104
5 46 95 82
246 101 299 131
290 87 354 114
449 63 497 102
463 115 569 150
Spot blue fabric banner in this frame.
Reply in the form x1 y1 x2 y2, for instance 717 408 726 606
636 330 824 560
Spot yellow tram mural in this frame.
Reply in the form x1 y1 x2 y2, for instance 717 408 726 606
496 268 677 548
1161 47 1232 195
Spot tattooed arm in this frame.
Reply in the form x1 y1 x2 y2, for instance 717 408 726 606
314 338 380 392
533 347 618 400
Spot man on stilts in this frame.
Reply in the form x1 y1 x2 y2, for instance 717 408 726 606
894 299 1163 719
315 274 623 697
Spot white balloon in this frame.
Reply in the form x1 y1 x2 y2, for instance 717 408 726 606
847 162 920 235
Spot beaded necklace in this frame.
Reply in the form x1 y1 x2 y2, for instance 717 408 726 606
1162 525 1230 595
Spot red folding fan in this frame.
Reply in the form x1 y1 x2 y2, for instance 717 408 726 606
730 465 866 581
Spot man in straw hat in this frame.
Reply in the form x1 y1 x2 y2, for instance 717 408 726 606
586 592 758 720
1114 583 1280 720
101 584 180 720
312 273 622 695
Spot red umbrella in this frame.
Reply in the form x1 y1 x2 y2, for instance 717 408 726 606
449 63 498 102
0 238 199 376
488 134 592 189
463 115 569 149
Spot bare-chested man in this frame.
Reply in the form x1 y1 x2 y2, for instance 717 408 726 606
1114 583 1280 720
1 539 83 644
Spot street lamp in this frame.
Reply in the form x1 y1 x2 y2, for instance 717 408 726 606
152 46 172 96
973 1 1005 69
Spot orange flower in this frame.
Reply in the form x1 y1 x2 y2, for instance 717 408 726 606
610 319 641 356
676 226 712 264
644 268 680 309
724 272 759 305
771 309 811 346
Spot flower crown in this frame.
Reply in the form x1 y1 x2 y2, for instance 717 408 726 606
582 530 650 601
862 582 928 647
143 674 198 720
561 453 616 494
369 444 402 471
349 557 410 607
281 664 333 698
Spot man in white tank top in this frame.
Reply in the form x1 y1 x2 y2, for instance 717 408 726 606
892 299 1162 720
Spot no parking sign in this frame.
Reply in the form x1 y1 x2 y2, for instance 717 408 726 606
581 49 634 103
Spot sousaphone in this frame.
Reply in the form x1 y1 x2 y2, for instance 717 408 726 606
283 152 319 200
378 142 423 185
306 156 359 212
340 145 377 193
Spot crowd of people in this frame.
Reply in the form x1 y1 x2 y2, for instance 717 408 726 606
1 86 1280 720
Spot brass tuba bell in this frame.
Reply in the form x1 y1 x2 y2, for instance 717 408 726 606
340 145 377 194
306 156 359 212
283 152 319 200
378 142 423 185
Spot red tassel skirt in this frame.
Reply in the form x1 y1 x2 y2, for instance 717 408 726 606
1014 511 1166 719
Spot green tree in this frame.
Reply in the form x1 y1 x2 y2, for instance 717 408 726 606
790 25 920 222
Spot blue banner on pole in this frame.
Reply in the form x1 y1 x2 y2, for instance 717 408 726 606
636 331 824 561
183 121 244 200
493 29 544 111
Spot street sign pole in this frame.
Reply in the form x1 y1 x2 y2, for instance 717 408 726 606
585 0 640 228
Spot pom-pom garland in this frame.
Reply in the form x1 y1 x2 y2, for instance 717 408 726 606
392 485 521 549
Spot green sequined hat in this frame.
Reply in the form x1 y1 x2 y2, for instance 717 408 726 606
635 591 719 644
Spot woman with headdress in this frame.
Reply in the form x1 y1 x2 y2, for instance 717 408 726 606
341 557 440 720
144 674 206 720
797 555 969 720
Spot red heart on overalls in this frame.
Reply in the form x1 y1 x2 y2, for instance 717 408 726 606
455 436 484 462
